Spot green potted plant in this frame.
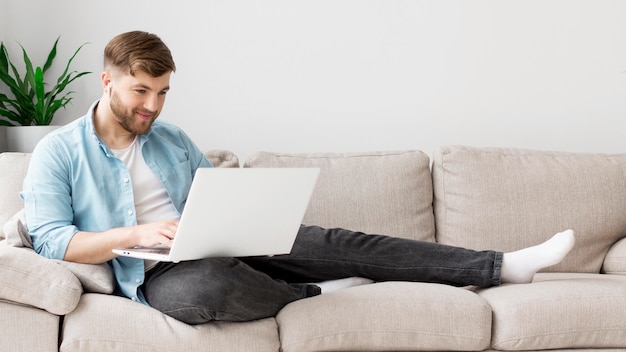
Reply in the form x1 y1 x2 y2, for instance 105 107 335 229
0 37 91 152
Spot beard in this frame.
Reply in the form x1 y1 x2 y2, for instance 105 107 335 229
109 89 159 135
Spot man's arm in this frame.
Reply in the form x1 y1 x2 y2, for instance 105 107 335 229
64 219 179 264
23 136 179 264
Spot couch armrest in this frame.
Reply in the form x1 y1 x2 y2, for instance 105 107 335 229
602 237 626 275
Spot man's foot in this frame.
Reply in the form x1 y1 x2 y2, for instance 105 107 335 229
501 229 576 284
315 277 374 294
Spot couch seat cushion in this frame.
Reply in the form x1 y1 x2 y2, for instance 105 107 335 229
60 293 280 352
0 300 60 351
433 145 626 273
245 151 435 241
479 273 626 350
276 282 491 352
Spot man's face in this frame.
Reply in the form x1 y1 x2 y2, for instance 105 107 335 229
108 70 171 135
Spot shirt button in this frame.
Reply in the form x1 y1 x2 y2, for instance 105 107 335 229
135 278 142 283
127 210 134 216
131 297 137 302
123 177 129 183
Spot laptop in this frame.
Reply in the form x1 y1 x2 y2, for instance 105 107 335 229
112 167 320 262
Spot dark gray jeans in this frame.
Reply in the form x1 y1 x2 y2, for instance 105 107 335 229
142 225 503 324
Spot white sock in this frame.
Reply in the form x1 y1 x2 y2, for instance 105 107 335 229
501 229 576 284
315 277 374 294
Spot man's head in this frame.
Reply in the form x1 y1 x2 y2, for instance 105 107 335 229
99 31 176 136
104 30 176 77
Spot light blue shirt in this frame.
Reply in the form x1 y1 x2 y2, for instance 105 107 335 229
21 101 213 304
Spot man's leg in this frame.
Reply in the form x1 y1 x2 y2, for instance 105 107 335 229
242 226 575 288
142 257 320 324
143 227 575 324
242 226 503 287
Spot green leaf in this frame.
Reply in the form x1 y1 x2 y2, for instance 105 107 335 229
55 42 88 87
0 37 91 126
34 67 45 125
0 43 10 75
42 37 59 73
20 44 36 93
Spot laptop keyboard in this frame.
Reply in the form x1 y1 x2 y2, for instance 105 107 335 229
139 248 170 254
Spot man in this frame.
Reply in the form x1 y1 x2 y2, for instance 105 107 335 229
22 31 575 325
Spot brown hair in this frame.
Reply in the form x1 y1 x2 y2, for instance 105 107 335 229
104 31 176 77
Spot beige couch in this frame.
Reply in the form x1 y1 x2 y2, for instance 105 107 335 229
1 145 626 352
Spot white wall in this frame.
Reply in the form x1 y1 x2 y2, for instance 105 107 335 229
3 0 626 161
0 1 5 43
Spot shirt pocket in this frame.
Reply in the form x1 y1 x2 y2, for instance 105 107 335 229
161 159 193 211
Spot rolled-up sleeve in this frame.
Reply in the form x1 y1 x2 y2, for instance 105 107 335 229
21 137 79 260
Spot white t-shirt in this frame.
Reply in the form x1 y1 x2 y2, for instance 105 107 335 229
111 137 179 271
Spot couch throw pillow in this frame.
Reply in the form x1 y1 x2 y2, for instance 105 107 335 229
0 241 81 315
602 237 626 275
2 209 115 294
52 260 115 294
3 209 32 249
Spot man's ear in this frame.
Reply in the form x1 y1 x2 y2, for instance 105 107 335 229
101 71 113 94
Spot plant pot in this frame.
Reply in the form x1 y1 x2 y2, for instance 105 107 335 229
2 125 60 153
0 127 6 152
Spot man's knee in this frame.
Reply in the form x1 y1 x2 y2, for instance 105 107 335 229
143 258 247 323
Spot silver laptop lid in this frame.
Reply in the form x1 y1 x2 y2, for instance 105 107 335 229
168 167 320 262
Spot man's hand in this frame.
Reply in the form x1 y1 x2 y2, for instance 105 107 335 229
64 219 180 264
131 219 179 248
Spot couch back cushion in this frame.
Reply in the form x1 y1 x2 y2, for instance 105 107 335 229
0 153 31 239
205 149 240 169
432 145 626 273
244 151 435 241
0 150 238 239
